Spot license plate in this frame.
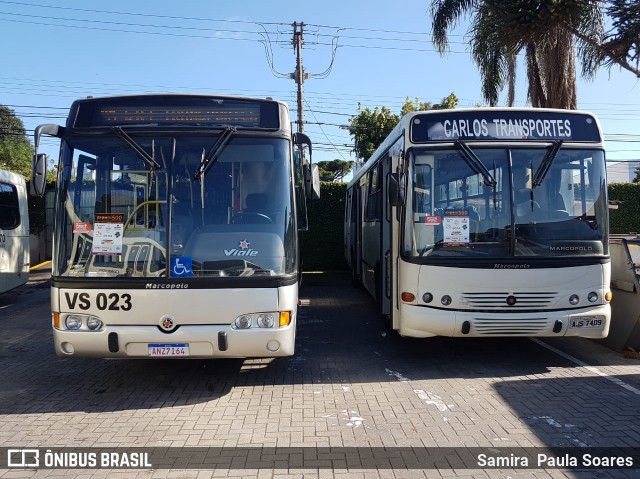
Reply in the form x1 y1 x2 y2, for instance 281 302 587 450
148 343 190 357
569 317 603 329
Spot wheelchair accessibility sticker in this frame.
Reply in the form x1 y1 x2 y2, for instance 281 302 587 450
171 257 192 277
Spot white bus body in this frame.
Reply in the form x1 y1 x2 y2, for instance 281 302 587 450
32 94 319 358
345 108 611 338
0 169 30 294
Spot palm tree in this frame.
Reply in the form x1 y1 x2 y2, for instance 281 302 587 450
430 0 605 109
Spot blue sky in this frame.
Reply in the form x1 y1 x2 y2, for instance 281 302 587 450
2 0 639 181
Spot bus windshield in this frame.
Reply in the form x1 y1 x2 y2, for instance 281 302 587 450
56 132 296 278
403 146 608 260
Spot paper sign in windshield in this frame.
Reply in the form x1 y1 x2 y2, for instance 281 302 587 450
422 216 442 225
443 211 469 246
93 213 124 255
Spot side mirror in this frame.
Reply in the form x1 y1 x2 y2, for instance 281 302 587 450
34 124 63 152
304 163 320 200
388 172 405 207
293 132 312 160
30 153 48 196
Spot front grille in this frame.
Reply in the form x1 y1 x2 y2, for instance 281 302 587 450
472 317 549 335
463 291 558 309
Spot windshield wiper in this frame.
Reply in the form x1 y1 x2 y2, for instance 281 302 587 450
112 127 161 171
193 127 235 181
532 140 563 188
455 141 496 188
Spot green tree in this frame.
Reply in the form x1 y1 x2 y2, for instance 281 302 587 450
0 105 32 177
349 94 459 163
430 0 608 108
401 92 459 115
348 104 399 163
575 0 640 77
633 164 640 183
317 159 354 182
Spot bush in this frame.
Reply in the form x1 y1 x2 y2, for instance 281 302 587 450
608 183 640 234
301 182 348 271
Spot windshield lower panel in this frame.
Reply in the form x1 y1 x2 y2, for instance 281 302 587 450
54 134 296 279
402 147 608 261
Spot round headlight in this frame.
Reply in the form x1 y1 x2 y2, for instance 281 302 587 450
65 315 82 330
257 314 275 328
569 294 580 305
441 295 452 306
422 292 433 303
588 292 598 303
234 315 252 329
87 317 103 330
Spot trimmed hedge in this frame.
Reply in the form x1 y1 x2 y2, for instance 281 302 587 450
301 182 640 271
301 182 348 271
27 180 639 270
608 183 640 234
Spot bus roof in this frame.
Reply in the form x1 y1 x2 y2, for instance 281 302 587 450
0 168 27 186
348 107 602 188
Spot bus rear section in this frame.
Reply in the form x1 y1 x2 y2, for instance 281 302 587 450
31 94 319 358
0 169 30 295
346 108 612 339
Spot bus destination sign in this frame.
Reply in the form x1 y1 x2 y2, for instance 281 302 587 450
71 96 280 129
411 110 601 143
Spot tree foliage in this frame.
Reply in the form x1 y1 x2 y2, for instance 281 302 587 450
0 105 32 178
317 159 353 182
401 93 459 115
429 0 640 108
348 93 459 163
348 104 399 163
599 0 640 73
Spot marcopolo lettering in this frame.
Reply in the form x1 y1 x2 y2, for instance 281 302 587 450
550 245 594 252
145 283 189 289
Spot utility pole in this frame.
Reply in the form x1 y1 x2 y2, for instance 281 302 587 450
290 21 308 135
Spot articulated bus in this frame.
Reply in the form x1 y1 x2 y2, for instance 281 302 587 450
345 108 611 338
0 169 30 294
31 94 319 358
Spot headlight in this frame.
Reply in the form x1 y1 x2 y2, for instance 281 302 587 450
441 295 452 306
588 292 598 303
569 294 580 305
257 314 275 328
234 315 252 329
65 315 82 330
87 317 103 330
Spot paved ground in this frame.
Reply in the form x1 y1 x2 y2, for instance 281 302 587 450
0 268 639 478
